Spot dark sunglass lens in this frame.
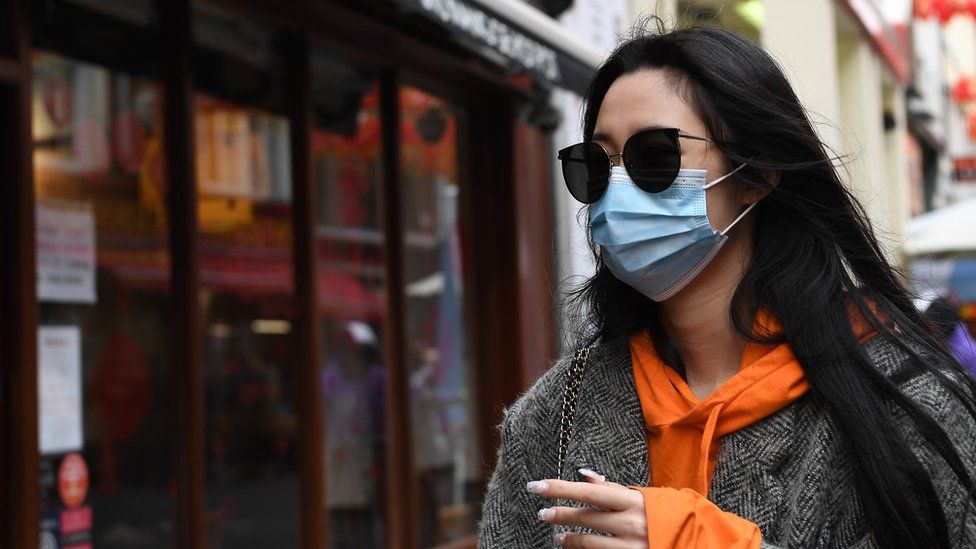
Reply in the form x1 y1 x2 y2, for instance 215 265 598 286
559 142 609 203
624 130 680 193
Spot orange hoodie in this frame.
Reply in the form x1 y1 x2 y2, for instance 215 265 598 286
627 322 810 548
626 308 880 548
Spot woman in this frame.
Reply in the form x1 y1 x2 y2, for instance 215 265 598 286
478 22 976 549
925 297 976 379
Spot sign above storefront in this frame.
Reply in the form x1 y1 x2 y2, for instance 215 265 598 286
955 157 976 182
393 0 601 94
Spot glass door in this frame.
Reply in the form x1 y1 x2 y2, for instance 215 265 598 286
311 47 390 548
192 4 300 546
30 2 174 546
399 85 482 547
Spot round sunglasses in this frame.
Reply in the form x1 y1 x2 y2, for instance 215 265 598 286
556 127 730 204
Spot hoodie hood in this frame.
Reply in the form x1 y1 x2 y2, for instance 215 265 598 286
630 327 809 498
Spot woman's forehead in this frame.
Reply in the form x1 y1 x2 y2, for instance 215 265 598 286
593 69 702 147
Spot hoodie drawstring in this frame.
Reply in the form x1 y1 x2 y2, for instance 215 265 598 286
697 403 725 497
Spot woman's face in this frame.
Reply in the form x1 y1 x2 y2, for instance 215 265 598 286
592 68 747 233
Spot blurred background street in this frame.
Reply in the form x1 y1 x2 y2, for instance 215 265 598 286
1 0 975 548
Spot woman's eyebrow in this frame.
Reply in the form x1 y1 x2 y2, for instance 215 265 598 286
592 131 614 147
592 125 673 147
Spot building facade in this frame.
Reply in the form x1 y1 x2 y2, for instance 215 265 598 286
0 0 604 547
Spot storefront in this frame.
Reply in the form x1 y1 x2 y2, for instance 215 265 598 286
0 0 599 547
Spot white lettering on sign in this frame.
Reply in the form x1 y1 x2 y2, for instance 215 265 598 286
418 0 562 81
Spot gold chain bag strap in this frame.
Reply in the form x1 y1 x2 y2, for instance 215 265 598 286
557 346 590 479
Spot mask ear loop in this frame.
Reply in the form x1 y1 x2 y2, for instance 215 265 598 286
719 201 759 236
700 162 758 236
702 162 748 190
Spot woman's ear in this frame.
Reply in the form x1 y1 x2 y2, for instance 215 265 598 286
741 157 779 206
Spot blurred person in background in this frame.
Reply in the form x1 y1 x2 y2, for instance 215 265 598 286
479 20 976 549
925 297 976 379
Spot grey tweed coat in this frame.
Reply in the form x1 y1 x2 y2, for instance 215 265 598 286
478 335 976 548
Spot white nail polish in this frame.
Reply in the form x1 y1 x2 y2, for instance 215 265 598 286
537 507 555 521
526 480 549 493
554 532 567 545
578 467 606 482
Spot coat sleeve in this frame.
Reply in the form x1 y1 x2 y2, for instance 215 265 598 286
478 406 553 548
902 370 976 548
630 486 764 549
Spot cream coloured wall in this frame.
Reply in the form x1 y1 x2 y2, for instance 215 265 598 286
762 0 843 153
836 34 894 251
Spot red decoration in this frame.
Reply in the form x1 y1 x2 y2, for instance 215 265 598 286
953 76 976 103
58 453 89 508
92 331 152 440
42 77 72 128
113 109 147 176
916 0 976 21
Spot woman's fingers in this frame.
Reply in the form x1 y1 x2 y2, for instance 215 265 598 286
578 468 607 483
527 478 640 511
554 531 645 548
539 506 616 534
540 505 645 539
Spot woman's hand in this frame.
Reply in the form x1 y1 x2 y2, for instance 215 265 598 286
527 468 647 548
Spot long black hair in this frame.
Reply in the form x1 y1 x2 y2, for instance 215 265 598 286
569 20 976 548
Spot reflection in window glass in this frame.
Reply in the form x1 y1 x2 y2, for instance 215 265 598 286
32 50 173 547
194 6 299 546
313 49 388 548
400 86 482 547
196 91 299 549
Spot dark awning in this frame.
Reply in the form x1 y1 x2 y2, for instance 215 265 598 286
392 0 604 94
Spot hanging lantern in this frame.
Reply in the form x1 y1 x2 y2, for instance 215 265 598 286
915 0 942 19
914 0 930 17
939 0 958 22
953 76 976 103
917 0 968 21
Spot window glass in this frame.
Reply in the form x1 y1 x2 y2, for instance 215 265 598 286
312 48 388 549
32 49 173 547
193 4 299 546
399 86 482 547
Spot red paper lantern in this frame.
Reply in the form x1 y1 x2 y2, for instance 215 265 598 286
918 0 976 21
916 0 942 19
953 76 976 103
939 0 957 22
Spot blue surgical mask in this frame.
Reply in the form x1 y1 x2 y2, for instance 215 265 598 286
589 164 755 301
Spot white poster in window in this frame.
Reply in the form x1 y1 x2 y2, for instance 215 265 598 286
36 200 97 304
38 326 84 455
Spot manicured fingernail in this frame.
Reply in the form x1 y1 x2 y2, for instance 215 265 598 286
578 467 606 482
537 507 555 521
526 480 549 493
554 532 568 545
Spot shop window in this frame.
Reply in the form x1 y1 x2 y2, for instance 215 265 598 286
32 48 173 547
193 4 299 546
399 86 482 547
312 47 388 549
